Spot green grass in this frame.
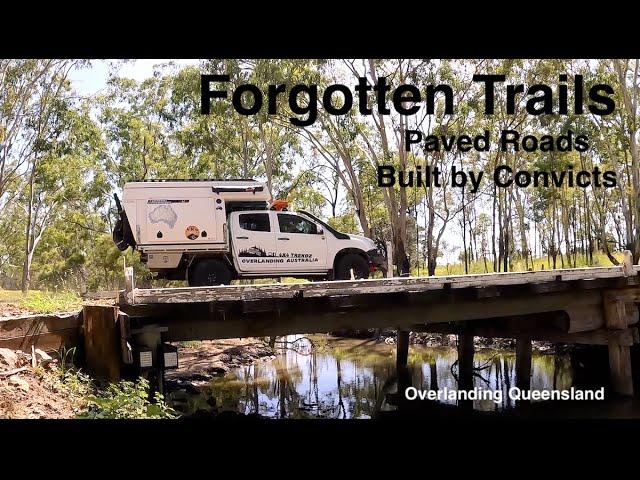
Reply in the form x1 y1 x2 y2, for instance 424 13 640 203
416 251 624 277
0 289 82 313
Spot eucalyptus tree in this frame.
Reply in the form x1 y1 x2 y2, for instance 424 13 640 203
0 60 81 206
171 59 310 194
19 95 106 292
612 59 640 262
0 59 104 292
99 73 181 186
415 59 488 275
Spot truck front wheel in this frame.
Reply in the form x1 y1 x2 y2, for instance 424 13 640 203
335 253 369 280
188 259 232 286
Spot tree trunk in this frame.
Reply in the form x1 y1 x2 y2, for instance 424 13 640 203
21 252 33 294
615 60 640 262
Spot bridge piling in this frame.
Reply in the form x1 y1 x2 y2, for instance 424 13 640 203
82 305 121 382
515 336 532 391
395 329 411 405
515 337 532 407
457 331 474 409
603 291 634 395
396 329 409 369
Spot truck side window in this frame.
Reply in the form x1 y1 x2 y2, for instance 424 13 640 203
239 213 271 232
278 214 318 235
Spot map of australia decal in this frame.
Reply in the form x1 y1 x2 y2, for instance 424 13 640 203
148 204 178 228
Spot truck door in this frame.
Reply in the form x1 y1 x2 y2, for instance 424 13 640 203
274 212 327 272
231 212 278 273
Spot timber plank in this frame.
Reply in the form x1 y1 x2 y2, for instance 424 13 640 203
0 312 82 340
0 329 80 352
126 264 640 305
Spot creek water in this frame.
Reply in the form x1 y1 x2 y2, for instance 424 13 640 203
168 335 628 419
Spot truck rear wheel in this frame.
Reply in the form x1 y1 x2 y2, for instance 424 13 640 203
335 253 369 280
188 259 232 286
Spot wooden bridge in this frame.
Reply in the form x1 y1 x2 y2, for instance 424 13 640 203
4 252 640 401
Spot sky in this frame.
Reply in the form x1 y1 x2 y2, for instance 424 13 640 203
68 59 198 96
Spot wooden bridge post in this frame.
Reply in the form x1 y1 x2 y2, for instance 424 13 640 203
457 331 474 409
385 241 394 278
83 305 122 382
395 329 412 407
603 291 634 396
124 266 135 304
515 336 532 391
622 250 634 277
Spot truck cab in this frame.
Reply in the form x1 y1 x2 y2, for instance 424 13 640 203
112 179 386 286
228 209 383 278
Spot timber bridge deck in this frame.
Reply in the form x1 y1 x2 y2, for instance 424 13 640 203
107 253 640 396
4 252 640 402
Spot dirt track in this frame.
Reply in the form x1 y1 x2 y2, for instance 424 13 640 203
0 303 33 318
0 349 78 419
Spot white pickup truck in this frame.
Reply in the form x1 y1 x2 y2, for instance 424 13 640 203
112 179 386 286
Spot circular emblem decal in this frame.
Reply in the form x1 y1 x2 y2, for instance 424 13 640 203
185 225 200 240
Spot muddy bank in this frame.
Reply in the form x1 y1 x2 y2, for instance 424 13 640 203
165 338 276 391
164 338 276 417
1 337 275 419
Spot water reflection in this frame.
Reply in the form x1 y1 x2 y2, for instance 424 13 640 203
172 335 577 418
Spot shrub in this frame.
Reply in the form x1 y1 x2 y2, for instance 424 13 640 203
79 377 177 419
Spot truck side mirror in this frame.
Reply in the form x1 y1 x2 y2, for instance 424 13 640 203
317 226 324 235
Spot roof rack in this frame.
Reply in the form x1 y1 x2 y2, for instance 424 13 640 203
137 178 259 182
